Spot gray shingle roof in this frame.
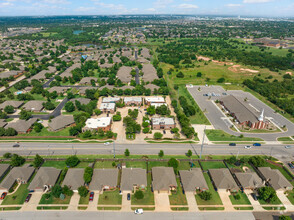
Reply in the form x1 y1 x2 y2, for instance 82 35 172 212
152 167 177 191
89 169 118 191
116 66 132 83
70 98 91 105
209 168 238 191
121 168 147 191
179 168 209 192
62 168 84 190
5 118 37 133
22 100 45 112
48 115 75 131
235 172 263 189
0 100 24 109
0 164 10 179
142 64 158 82
28 167 61 191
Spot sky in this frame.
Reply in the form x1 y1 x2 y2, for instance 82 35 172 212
0 0 293 17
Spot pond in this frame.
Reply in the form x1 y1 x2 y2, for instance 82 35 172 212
73 30 84 35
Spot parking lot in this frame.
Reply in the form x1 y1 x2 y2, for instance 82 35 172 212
187 85 294 141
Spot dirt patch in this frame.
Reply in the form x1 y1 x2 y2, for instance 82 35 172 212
286 72 292 76
228 65 259 74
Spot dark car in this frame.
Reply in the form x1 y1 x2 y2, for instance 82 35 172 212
288 163 294 169
127 193 131 201
13 144 20 148
0 192 7 200
229 143 236 146
253 143 261 147
251 193 258 201
25 194 32 203
89 192 94 202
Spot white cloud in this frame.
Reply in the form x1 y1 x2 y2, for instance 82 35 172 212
146 8 156 12
226 4 242 7
177 3 198 9
243 0 274 3
0 2 13 6
153 0 174 9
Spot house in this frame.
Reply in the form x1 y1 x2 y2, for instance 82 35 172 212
79 77 97 85
123 97 142 106
145 84 160 92
144 97 165 105
78 87 98 96
121 168 147 192
102 97 121 103
62 168 84 192
70 98 91 106
0 119 8 128
89 169 118 192
151 117 176 130
258 167 293 191
235 172 264 190
5 118 37 134
209 168 239 192
28 167 61 192
0 100 24 110
22 100 45 112
48 86 68 95
219 95 268 129
99 103 116 114
152 167 177 193
0 164 10 183
0 167 35 192
60 63 81 78
83 117 112 132
48 115 75 131
116 66 132 83
179 168 209 193
142 64 158 82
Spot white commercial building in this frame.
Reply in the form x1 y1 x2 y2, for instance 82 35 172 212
83 117 112 132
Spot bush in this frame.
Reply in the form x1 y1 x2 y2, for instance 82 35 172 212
84 167 93 184
34 123 44 133
134 190 144 200
258 186 277 203
158 150 164 158
249 156 266 167
199 191 212 201
234 194 241 200
78 186 88 197
186 150 192 157
52 184 63 198
124 149 130 157
62 185 74 197
65 156 80 167
3 152 12 159
154 132 163 140
10 154 25 167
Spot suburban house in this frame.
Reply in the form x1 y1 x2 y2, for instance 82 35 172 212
5 118 37 134
0 164 10 183
0 119 8 128
28 167 61 192
48 86 68 95
83 117 112 132
70 98 91 106
209 168 239 192
235 172 264 190
116 66 132 83
78 87 98 96
145 97 165 105
89 169 118 192
48 115 75 131
151 167 177 193
0 167 35 192
123 97 142 106
219 95 269 129
22 100 45 112
145 84 160 92
99 103 116 114
258 167 293 191
121 168 147 193
62 168 84 192
179 168 209 193
151 117 176 130
142 64 158 82
0 100 24 110
102 97 121 103
79 77 97 85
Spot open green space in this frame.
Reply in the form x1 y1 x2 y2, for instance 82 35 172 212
75 162 91 168
262 206 285 210
198 207 225 211
195 173 222 205
258 196 282 205
125 161 147 169
229 191 251 205
1 184 29 205
98 189 122 205
169 178 187 205
131 173 154 205
0 207 22 211
234 207 253 210
170 207 189 211
39 194 72 205
37 206 68 210
94 161 117 169
131 207 155 211
42 160 67 169
205 130 263 142
200 161 226 171
79 193 89 205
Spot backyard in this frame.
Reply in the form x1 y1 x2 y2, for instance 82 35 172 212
131 173 154 205
169 178 187 205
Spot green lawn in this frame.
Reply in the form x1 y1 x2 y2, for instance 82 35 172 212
42 160 67 169
1 184 29 205
195 173 222 205
75 162 91 168
98 189 122 205
79 193 89 205
229 191 251 205
125 161 147 169
97 207 121 210
39 193 72 204
200 161 226 171
169 178 187 205
178 161 200 170
94 161 117 169
205 130 263 142
131 173 154 205
234 207 253 210
147 161 168 171
37 206 68 210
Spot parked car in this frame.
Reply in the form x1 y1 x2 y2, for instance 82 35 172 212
0 192 7 200
251 193 258 201
134 208 143 214
127 193 131 201
244 146 251 149
89 192 94 201
25 194 32 203
285 145 292 149
288 163 294 169
104 142 110 145
13 144 20 148
253 143 261 147
229 143 236 146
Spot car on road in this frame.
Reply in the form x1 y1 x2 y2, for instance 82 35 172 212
25 194 32 203
134 208 143 214
127 193 131 200
288 163 294 169
0 192 7 200
104 142 110 145
251 193 258 201
253 143 261 147
89 192 94 201
229 143 236 146
285 145 292 149
13 144 20 148
244 146 251 149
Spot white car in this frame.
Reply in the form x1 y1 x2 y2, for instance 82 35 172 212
104 142 110 145
285 145 292 149
134 209 143 214
244 146 251 149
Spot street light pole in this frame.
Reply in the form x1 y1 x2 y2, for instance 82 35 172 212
200 126 206 159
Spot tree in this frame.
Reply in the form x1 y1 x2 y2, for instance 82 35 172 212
78 186 88 197
113 114 121 121
249 156 266 167
124 149 130 157
4 105 14 114
186 150 192 157
154 132 163 140
43 102 55 110
279 215 292 220
5 128 17 136
168 158 179 173
171 128 179 133
52 184 63 198
134 190 144 200
3 152 12 159
65 156 80 167
10 154 25 167
199 191 212 201
62 185 73 197
84 167 93 184
158 150 164 158
217 77 225 83
146 106 156 115
258 186 277 203
234 194 241 200
33 154 44 168
176 71 184 78
34 123 44 133
197 72 202 77
143 127 150 133
20 110 32 120
65 101 75 112
227 156 237 165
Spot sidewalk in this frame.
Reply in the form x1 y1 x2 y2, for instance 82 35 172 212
154 192 170 212
192 125 214 144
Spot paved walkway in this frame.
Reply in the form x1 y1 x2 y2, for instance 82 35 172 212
68 193 80 211
121 192 131 212
154 192 170 212
192 125 214 144
218 191 234 211
21 192 43 211
87 192 99 211
185 192 198 212
277 191 294 211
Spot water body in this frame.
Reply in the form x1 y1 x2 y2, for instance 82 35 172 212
73 30 84 35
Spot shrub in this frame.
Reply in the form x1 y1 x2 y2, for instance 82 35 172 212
65 156 80 167
124 149 130 157
199 191 212 201
154 132 163 140
158 150 164 158
78 186 88 197
134 190 144 200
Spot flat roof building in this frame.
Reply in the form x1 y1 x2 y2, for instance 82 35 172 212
151 117 176 130
83 117 112 132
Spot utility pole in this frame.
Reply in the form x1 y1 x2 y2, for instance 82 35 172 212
113 141 116 158
236 150 240 160
200 126 206 159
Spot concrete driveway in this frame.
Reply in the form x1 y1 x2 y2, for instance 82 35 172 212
276 191 294 211
154 191 170 212
21 192 43 211
88 191 99 211
185 192 198 212
68 192 80 211
121 192 131 212
244 189 263 211
218 191 234 211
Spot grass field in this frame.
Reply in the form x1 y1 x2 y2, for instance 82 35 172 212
169 178 187 205
205 130 263 142
1 184 29 205
98 189 122 205
39 194 72 205
79 193 89 205
200 161 226 171
131 173 154 205
42 160 67 169
229 191 251 205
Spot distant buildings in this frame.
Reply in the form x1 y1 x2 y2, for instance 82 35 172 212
151 117 175 130
83 117 112 132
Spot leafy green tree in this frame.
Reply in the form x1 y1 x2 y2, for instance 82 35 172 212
78 186 88 197
199 191 212 201
124 149 130 157
84 167 93 184
3 152 12 159
43 102 55 110
168 158 179 173
10 154 25 167
146 106 156 115
279 215 292 220
158 150 164 158
52 184 63 198
5 128 17 136
34 123 44 133
4 105 14 114
19 110 32 120
234 194 241 200
65 101 75 112
186 150 192 157
143 127 150 133
62 185 74 197
134 190 144 200
227 156 237 165
154 132 163 140
258 186 277 203
33 154 44 168
65 156 80 167
249 156 266 167
176 72 184 78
